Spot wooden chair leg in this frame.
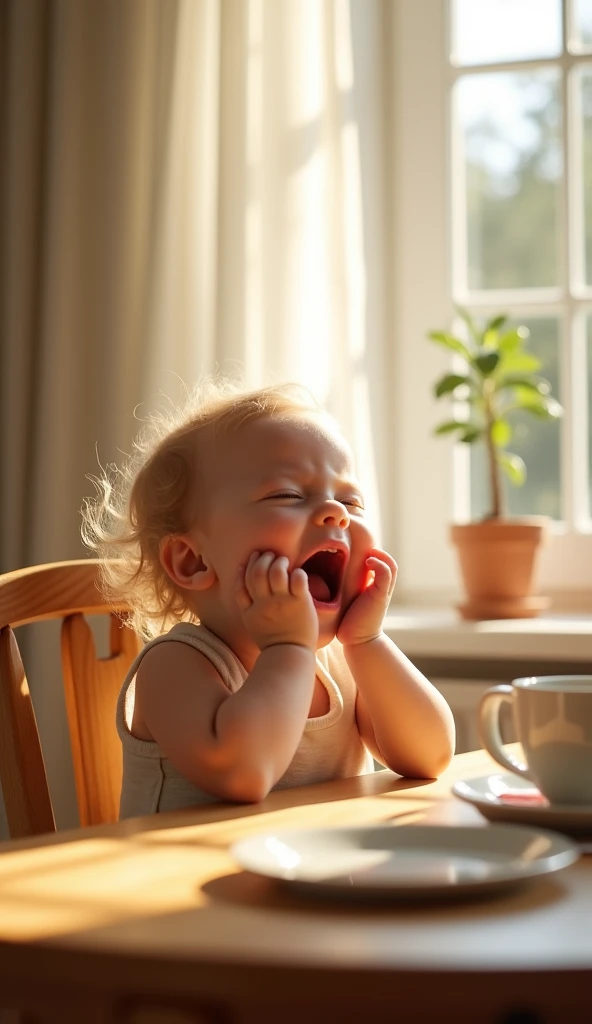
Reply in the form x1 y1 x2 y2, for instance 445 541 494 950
0 627 55 838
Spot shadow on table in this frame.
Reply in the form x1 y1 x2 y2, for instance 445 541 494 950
201 866 569 918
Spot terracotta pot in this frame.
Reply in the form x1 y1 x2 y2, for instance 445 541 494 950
450 517 551 621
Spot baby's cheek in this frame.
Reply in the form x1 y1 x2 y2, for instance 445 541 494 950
351 519 376 555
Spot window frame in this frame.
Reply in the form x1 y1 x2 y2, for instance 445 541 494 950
387 0 592 608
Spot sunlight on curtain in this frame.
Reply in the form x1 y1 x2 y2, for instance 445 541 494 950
218 0 384 536
137 0 220 399
244 0 264 377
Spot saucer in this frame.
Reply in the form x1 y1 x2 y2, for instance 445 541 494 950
453 774 592 836
230 823 578 901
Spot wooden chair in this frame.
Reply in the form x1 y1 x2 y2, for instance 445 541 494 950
0 560 142 839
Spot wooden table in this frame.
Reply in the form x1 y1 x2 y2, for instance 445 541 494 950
0 747 591 1023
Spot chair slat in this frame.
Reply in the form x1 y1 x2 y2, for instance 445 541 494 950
0 627 55 837
0 561 141 839
62 613 141 826
0 560 116 628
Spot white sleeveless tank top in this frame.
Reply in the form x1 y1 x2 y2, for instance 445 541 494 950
116 622 373 818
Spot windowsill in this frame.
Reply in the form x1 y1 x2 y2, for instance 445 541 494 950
384 606 592 662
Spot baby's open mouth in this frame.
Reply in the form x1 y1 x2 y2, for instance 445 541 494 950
300 548 345 603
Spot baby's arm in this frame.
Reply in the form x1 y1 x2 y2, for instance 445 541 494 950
134 552 318 802
338 549 455 778
346 636 455 778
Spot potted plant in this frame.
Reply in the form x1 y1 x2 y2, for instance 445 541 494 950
428 307 563 620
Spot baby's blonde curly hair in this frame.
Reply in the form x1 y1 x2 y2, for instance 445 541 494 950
82 378 323 639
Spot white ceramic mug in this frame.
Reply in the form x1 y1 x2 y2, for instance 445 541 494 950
479 675 592 805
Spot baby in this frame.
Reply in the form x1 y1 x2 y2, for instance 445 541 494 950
83 380 455 817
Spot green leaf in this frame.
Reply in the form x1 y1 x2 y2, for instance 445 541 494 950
483 328 500 349
485 314 508 335
498 451 527 486
474 351 501 376
427 331 472 361
434 373 472 398
496 350 542 375
433 419 469 435
498 326 529 353
491 418 511 447
497 375 551 396
521 396 564 420
458 426 482 443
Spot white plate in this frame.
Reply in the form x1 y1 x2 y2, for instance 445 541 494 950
230 824 578 900
453 774 592 837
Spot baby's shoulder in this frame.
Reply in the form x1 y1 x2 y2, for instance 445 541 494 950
137 629 222 686
137 621 245 695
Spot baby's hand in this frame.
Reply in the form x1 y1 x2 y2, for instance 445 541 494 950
235 551 319 651
337 547 397 647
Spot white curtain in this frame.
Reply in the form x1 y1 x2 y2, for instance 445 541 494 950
0 0 389 832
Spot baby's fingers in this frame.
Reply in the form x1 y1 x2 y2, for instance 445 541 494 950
367 548 398 577
268 555 290 593
365 555 396 597
289 566 310 598
235 563 252 611
245 550 274 597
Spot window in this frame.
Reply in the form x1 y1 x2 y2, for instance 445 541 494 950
388 0 592 605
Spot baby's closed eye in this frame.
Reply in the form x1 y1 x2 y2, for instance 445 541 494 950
341 498 365 513
264 492 302 501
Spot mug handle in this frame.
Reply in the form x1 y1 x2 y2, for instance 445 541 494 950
479 685 533 780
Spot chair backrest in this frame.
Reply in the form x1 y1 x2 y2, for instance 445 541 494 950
0 560 142 839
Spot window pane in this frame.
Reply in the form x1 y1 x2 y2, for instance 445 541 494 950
581 69 592 283
587 317 592 517
571 0 592 53
456 70 563 290
470 317 562 520
452 0 562 66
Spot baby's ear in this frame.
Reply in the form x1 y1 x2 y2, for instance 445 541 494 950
160 536 216 591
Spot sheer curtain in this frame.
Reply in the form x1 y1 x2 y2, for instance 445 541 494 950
0 0 390 832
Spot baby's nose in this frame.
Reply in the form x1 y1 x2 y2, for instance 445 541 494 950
316 499 350 529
